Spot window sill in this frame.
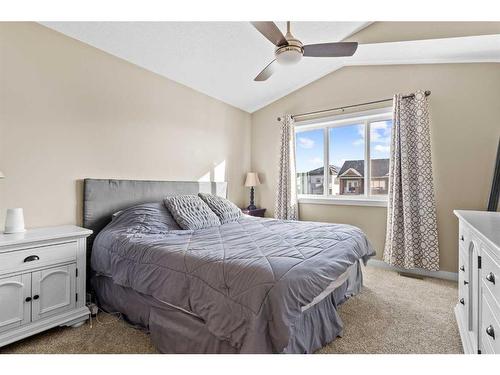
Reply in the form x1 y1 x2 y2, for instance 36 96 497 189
298 196 388 207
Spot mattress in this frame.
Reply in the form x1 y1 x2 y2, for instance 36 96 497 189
91 204 375 353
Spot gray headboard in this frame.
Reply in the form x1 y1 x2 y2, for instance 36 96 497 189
83 178 228 249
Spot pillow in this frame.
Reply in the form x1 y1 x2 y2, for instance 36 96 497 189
110 202 181 233
164 195 221 230
198 193 242 224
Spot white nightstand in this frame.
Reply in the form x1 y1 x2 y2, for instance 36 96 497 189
0 225 92 348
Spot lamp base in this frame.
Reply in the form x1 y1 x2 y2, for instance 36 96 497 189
247 187 257 211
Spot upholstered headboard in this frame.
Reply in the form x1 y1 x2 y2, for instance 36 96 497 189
83 178 228 250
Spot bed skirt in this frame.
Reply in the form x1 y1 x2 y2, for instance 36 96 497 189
92 261 363 354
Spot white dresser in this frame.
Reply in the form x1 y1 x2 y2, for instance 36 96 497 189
454 210 500 354
0 225 92 347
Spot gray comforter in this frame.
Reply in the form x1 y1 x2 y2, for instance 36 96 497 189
91 203 375 353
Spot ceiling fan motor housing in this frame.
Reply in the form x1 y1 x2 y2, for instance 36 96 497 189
251 21 359 81
275 37 303 65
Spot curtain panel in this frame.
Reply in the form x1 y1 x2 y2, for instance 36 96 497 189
383 90 440 271
275 115 299 220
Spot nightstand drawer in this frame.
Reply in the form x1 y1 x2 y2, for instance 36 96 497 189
0 242 77 274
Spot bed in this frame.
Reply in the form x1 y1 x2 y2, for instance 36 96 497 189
84 178 375 353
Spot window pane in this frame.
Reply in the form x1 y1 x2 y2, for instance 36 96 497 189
329 124 365 196
295 129 324 195
369 120 392 195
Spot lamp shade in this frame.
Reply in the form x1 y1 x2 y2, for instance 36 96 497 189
245 172 261 187
0 170 4 178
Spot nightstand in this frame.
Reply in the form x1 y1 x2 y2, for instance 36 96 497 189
242 208 266 217
0 225 92 348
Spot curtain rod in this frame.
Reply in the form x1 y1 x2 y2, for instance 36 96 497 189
277 90 431 122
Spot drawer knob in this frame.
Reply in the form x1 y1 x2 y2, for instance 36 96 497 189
464 280 469 285
25 297 32 302
460 298 465 305
33 295 39 300
486 325 495 339
460 235 464 241
486 272 496 285
460 265 465 272
23 255 40 262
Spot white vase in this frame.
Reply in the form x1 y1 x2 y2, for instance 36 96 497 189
4 208 26 233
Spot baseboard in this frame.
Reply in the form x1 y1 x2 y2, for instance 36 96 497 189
367 259 458 281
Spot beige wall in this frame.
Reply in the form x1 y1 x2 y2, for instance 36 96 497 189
251 63 500 272
0 22 251 227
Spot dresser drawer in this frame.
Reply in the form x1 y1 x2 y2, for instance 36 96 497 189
0 242 77 274
481 290 500 354
458 222 469 251
458 252 467 275
457 266 469 327
480 332 495 354
481 249 500 308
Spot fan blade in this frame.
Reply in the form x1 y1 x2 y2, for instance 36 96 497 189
303 42 358 57
251 22 287 47
254 59 278 81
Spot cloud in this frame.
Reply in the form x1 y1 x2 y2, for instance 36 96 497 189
370 121 392 144
298 137 315 149
352 124 365 146
374 145 390 153
352 138 364 146
370 121 391 145
351 122 393 146
371 133 391 144
371 122 388 131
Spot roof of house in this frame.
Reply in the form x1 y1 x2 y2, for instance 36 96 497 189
337 158 390 178
301 165 340 176
338 160 364 177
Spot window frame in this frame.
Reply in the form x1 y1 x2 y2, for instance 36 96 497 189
295 107 392 207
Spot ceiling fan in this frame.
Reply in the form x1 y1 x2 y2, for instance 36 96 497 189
251 21 358 81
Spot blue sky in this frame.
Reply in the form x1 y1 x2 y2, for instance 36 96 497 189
295 120 393 173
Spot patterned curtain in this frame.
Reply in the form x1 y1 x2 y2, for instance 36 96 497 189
383 90 439 271
275 115 299 220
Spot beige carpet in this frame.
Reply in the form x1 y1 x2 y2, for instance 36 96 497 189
1 266 462 354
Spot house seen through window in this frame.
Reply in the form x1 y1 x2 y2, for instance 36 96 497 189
295 109 393 200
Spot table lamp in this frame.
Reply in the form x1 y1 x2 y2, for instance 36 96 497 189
244 172 261 210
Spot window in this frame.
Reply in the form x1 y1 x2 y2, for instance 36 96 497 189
295 108 392 205
369 120 392 195
296 128 324 195
329 123 365 196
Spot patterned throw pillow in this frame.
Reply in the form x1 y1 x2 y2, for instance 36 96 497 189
164 195 221 230
198 193 242 224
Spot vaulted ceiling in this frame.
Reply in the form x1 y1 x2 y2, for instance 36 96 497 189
41 22 500 113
